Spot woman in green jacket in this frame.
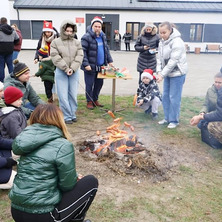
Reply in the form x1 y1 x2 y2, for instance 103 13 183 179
9 104 98 222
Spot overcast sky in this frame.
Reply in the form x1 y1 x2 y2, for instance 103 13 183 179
0 0 10 19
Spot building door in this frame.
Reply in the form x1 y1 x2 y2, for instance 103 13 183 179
102 22 112 49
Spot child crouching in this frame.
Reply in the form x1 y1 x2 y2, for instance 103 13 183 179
35 45 55 103
136 69 162 120
0 86 27 139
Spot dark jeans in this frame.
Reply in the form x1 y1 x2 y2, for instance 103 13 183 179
44 80 53 99
11 175 98 222
125 43 130 51
84 70 103 102
0 53 13 82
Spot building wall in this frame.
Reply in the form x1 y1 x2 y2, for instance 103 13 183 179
9 1 222 52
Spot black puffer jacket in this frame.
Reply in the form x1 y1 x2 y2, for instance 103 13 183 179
135 25 159 73
81 26 113 72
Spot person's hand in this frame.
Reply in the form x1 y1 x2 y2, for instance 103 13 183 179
137 99 143 106
156 74 163 83
34 59 38 64
108 63 114 67
85 65 92 71
67 69 73 76
144 45 149 50
77 173 83 181
5 158 17 168
190 114 203 126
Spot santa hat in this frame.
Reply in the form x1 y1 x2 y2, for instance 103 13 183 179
42 20 54 32
4 86 23 104
0 82 4 90
141 69 154 81
13 59 30 78
91 16 103 26
38 45 49 58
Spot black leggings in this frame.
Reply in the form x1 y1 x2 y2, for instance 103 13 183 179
11 175 98 222
44 80 54 99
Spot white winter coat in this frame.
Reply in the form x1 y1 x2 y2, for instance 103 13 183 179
156 28 188 78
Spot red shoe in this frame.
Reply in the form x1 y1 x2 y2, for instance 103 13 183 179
93 100 104 107
86 101 94 110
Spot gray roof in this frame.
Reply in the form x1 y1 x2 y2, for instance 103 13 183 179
13 0 222 12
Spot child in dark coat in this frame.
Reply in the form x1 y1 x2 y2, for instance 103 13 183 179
136 69 162 120
0 86 27 139
35 45 55 103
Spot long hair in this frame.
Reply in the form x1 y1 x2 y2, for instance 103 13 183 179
29 104 71 140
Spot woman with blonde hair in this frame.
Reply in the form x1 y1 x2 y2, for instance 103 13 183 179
9 104 98 222
156 21 188 129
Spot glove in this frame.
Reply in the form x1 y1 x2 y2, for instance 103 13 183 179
5 158 17 168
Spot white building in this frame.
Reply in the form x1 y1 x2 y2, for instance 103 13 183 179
8 0 222 52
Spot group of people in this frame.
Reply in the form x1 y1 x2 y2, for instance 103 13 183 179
0 14 222 222
113 30 133 51
0 17 102 222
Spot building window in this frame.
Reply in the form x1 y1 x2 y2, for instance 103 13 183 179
190 24 203 42
32 20 46 40
126 22 140 40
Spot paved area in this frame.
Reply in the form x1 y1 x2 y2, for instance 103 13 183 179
6 50 222 97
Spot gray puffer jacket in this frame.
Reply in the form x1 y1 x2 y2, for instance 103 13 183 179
51 20 83 73
0 106 27 139
156 28 188 78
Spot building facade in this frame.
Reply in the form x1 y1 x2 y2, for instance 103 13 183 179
8 0 222 52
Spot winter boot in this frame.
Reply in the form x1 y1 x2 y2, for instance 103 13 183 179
48 97 54 103
86 101 94 110
152 112 158 120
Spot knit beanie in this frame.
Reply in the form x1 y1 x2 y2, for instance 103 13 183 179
91 16 103 26
42 20 54 32
37 45 49 58
0 82 4 90
141 69 154 81
4 86 23 104
13 59 30 78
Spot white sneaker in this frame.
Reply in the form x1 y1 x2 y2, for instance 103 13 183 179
158 119 168 125
167 123 179 129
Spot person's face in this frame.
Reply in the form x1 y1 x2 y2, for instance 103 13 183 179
159 25 171 40
11 97 22 108
44 31 53 38
142 76 151 84
145 27 153 33
92 22 102 36
65 27 73 36
18 71 30 83
0 89 4 98
214 77 222 90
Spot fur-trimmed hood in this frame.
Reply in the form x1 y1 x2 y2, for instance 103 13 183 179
140 23 158 36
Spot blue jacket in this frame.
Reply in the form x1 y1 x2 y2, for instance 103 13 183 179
204 87 222 122
0 136 13 184
81 26 113 72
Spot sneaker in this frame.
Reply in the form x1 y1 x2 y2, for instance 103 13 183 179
145 106 152 114
158 119 168 125
87 101 94 110
152 113 158 120
65 120 73 124
167 123 179 129
72 118 77 122
93 100 104 107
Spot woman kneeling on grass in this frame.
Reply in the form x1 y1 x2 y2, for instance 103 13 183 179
9 104 98 222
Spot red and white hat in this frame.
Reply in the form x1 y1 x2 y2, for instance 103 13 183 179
141 69 154 81
42 21 54 32
91 16 103 26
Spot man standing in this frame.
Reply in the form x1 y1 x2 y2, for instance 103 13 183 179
123 30 132 51
0 17 19 82
81 16 113 110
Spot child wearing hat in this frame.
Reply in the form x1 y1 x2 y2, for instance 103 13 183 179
136 69 162 120
34 45 55 103
0 86 27 139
